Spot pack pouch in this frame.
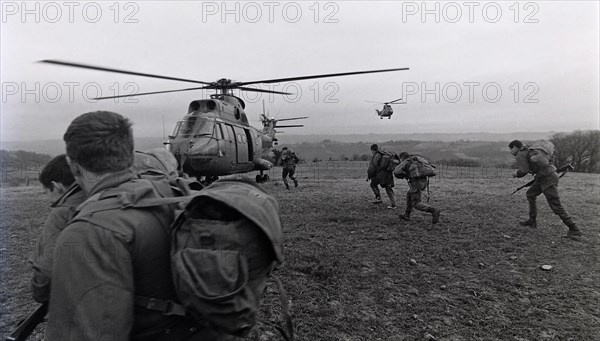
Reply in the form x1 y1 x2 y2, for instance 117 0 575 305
171 217 259 336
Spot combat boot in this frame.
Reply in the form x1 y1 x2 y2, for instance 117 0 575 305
565 229 582 238
564 224 582 238
293 179 298 187
399 211 411 221
519 219 537 228
285 182 290 190
432 209 441 224
372 196 383 204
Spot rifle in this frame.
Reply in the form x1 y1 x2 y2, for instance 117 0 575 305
6 303 48 341
511 164 574 195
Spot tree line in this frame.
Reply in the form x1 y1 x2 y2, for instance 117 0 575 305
551 130 600 173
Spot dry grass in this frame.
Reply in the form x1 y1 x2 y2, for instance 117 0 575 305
1 166 599 340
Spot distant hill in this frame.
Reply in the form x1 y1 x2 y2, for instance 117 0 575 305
0 137 168 157
277 132 555 144
1 132 555 156
284 140 515 166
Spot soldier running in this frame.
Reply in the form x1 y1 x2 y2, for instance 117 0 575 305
280 147 299 190
367 144 396 208
394 152 440 224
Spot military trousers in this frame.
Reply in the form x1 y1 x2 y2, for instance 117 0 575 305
371 183 396 206
282 166 297 187
525 172 574 227
405 178 435 214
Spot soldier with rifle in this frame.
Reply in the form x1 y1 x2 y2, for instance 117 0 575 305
509 139 582 238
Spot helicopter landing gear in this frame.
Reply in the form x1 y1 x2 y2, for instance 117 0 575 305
380 117 383 119
255 173 270 183
388 117 391 119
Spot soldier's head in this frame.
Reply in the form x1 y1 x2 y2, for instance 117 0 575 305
64 111 134 177
282 147 288 151
370 144 379 154
39 154 75 202
508 140 523 156
398 152 409 160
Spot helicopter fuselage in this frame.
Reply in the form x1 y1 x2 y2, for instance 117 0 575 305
165 95 274 177
376 104 393 119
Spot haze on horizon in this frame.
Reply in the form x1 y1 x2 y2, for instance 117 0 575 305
1 1 598 142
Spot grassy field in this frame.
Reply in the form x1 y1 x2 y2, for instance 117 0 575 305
1 164 599 340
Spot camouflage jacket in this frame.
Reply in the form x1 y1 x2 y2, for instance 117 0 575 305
29 184 86 303
46 170 187 341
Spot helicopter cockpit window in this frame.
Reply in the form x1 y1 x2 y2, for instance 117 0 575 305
169 120 184 138
181 116 198 137
193 118 215 137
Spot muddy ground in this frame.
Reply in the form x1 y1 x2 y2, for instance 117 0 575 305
1 165 599 340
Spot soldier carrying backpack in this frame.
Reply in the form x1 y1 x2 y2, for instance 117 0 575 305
280 147 300 190
393 152 440 224
46 111 290 341
508 139 582 238
367 144 397 208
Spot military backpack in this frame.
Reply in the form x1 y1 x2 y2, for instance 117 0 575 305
394 154 437 179
527 140 556 169
76 178 292 339
378 150 401 172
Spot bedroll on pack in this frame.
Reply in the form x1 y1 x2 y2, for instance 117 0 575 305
395 154 437 179
529 140 555 158
380 150 401 172
528 140 556 168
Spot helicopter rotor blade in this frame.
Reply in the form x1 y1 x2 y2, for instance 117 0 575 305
275 125 304 128
235 86 292 95
389 98 404 104
92 86 210 100
275 117 309 122
39 60 212 85
390 102 407 105
236 67 409 86
365 100 384 104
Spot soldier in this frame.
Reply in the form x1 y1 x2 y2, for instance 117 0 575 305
280 146 299 190
29 154 86 303
367 144 396 208
508 139 582 238
395 152 440 224
46 111 207 341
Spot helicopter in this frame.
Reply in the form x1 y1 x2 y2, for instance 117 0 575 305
41 60 409 182
365 98 406 119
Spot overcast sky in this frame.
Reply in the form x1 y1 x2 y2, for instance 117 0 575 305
1 1 599 142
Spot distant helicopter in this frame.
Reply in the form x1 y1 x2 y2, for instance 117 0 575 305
365 98 406 119
41 60 409 182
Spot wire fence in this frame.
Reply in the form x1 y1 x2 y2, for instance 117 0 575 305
1 160 515 187
246 161 514 183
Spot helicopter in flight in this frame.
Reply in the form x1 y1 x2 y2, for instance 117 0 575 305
365 98 406 119
41 60 409 182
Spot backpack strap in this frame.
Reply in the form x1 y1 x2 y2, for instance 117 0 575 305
259 275 294 341
76 179 195 216
134 296 187 316
275 275 294 341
